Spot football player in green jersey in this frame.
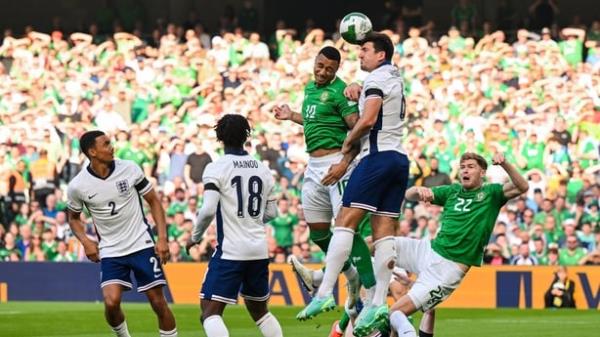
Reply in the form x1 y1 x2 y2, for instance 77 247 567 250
388 152 529 337
273 46 376 323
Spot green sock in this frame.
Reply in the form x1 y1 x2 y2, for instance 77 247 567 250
338 310 351 331
309 228 332 253
350 233 376 288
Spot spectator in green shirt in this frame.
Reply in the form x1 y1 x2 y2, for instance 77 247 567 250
269 198 298 253
559 235 587 265
539 243 560 266
41 228 58 261
521 133 545 171
533 198 554 225
53 241 75 262
559 28 585 67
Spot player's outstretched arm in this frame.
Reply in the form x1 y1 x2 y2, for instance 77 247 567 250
493 153 529 199
405 186 434 203
143 189 170 264
273 104 303 125
67 209 99 262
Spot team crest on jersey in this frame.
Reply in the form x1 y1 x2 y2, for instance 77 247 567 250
116 180 129 196
320 91 329 102
475 191 486 202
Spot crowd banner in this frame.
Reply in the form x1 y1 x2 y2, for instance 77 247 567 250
164 264 600 309
1 263 598 309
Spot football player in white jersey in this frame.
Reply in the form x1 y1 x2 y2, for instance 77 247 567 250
186 114 283 337
299 32 410 337
67 131 177 337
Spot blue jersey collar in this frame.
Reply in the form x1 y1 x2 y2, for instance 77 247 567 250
224 147 248 156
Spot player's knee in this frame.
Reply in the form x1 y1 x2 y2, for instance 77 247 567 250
103 294 121 311
201 309 219 322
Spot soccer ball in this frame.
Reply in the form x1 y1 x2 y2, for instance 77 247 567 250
340 12 373 45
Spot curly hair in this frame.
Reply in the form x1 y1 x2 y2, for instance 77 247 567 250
214 114 251 148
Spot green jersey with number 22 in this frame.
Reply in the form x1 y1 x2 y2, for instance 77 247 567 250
431 183 508 266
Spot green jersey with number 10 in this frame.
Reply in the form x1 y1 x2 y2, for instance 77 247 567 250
431 183 508 266
301 77 358 153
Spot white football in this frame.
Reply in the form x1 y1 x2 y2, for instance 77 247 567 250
340 12 373 45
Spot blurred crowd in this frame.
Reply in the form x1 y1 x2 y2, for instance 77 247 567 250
0 1 599 267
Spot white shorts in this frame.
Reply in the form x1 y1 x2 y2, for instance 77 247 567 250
394 237 466 311
301 152 356 223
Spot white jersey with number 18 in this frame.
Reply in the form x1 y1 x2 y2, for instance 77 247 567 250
202 151 275 261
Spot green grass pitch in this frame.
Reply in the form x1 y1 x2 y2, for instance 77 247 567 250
0 302 596 336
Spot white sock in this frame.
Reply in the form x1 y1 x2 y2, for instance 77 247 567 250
390 311 416 337
160 327 178 337
317 227 355 298
372 236 396 307
364 286 376 307
419 310 435 334
256 312 283 337
203 315 229 337
312 269 324 288
111 321 131 337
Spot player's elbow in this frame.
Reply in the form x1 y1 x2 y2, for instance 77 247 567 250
518 183 529 194
196 208 217 225
262 201 278 223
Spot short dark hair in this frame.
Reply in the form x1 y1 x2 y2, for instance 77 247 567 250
459 152 488 170
80 130 106 158
215 114 251 148
362 32 394 62
318 46 341 63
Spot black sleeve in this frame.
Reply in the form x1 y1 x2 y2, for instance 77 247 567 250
204 182 219 191
365 88 384 98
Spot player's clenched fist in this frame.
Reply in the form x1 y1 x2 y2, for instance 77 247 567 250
83 240 100 263
155 239 170 265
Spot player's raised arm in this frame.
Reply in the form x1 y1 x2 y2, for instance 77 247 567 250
142 188 170 264
492 153 529 199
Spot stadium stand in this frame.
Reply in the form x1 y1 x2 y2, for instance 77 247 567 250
0 4 598 268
